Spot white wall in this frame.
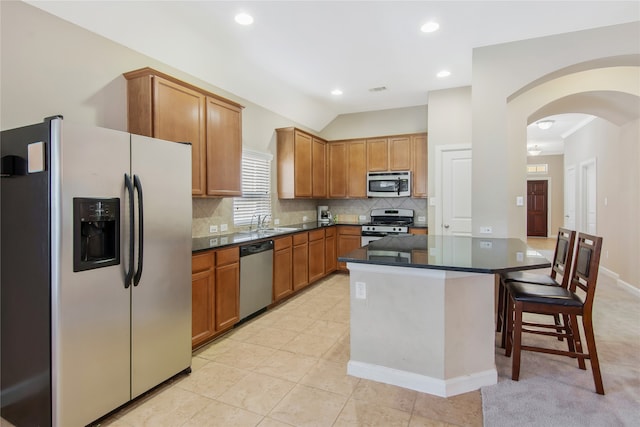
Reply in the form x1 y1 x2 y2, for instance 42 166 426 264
320 105 428 140
471 22 640 238
426 87 472 232
564 118 640 289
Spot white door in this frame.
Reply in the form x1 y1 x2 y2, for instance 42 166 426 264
564 166 576 229
581 159 597 233
439 147 472 236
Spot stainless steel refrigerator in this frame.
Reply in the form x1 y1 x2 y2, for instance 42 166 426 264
1 116 192 427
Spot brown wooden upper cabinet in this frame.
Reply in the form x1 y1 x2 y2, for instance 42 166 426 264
276 127 327 199
328 139 367 199
124 67 243 197
366 136 412 172
411 133 428 198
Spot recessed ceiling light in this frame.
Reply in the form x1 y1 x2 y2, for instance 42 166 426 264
234 12 254 26
331 89 343 96
420 21 440 33
436 70 451 78
536 120 555 130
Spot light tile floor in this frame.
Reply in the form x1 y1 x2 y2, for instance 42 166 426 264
95 273 483 427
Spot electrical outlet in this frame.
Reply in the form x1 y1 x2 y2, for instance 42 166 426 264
220 224 228 232
355 282 367 299
274 218 280 225
418 216 426 222
303 216 309 222
209 225 218 234
480 241 492 249
479 226 492 234
359 215 367 221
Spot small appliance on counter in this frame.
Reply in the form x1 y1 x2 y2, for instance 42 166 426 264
317 205 333 225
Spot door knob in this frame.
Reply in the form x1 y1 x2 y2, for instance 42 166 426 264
444 224 450 228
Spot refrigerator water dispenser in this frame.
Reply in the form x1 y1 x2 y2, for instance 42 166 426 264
73 197 120 272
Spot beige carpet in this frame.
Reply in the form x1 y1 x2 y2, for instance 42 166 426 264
482 274 640 426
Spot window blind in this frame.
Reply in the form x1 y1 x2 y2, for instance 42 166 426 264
234 149 272 226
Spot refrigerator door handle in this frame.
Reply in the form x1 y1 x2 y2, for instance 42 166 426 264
124 174 135 288
133 175 144 286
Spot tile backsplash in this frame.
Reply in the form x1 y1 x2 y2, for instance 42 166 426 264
192 197 427 237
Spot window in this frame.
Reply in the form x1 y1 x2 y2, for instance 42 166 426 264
233 149 272 227
527 163 548 174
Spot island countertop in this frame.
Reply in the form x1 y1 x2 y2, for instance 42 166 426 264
338 234 550 274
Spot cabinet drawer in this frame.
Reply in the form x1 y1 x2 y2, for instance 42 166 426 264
292 232 309 245
274 235 292 251
192 251 214 273
216 246 239 266
308 229 324 241
324 227 336 238
337 225 361 236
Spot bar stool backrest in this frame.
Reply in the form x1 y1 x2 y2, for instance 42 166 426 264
551 228 577 288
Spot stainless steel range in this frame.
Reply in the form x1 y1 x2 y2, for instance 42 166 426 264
361 208 414 245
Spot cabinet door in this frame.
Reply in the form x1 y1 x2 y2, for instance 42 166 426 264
192 252 215 348
348 140 367 198
389 136 412 171
294 131 313 197
308 230 325 283
328 142 347 198
273 237 293 302
206 97 242 197
324 228 337 274
411 133 428 198
215 248 240 331
337 226 362 271
367 138 388 171
153 76 207 195
312 137 327 198
292 233 309 290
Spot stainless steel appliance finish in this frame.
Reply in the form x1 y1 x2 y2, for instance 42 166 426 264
361 208 414 246
239 240 274 320
1 117 192 427
366 171 411 197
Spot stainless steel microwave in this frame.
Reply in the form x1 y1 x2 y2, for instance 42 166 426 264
367 171 411 197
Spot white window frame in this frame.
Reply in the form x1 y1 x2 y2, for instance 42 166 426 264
233 149 273 227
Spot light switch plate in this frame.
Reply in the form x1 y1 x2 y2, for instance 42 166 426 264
355 282 367 299
516 196 524 206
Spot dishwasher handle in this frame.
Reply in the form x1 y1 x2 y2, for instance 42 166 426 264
240 240 274 257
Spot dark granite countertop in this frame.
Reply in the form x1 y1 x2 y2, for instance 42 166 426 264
192 221 333 252
338 234 550 274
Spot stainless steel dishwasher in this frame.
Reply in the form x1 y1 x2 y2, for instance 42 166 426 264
239 240 274 321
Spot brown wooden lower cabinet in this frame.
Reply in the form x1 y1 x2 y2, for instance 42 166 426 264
273 236 293 302
191 246 239 349
215 246 240 331
292 232 309 291
409 227 428 235
308 229 325 283
191 251 215 349
337 225 362 271
324 227 337 274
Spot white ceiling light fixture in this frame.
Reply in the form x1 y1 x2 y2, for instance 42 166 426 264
420 21 440 33
528 145 542 156
436 70 451 78
234 12 254 26
536 120 555 130
331 89 343 96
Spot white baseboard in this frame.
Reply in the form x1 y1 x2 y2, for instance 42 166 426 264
347 360 497 398
600 267 640 297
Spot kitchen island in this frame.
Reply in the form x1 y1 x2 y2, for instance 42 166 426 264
338 235 550 397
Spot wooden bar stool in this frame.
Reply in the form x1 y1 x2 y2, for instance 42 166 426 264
504 233 605 394
496 228 576 348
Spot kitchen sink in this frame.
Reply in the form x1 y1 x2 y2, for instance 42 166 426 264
261 227 300 233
